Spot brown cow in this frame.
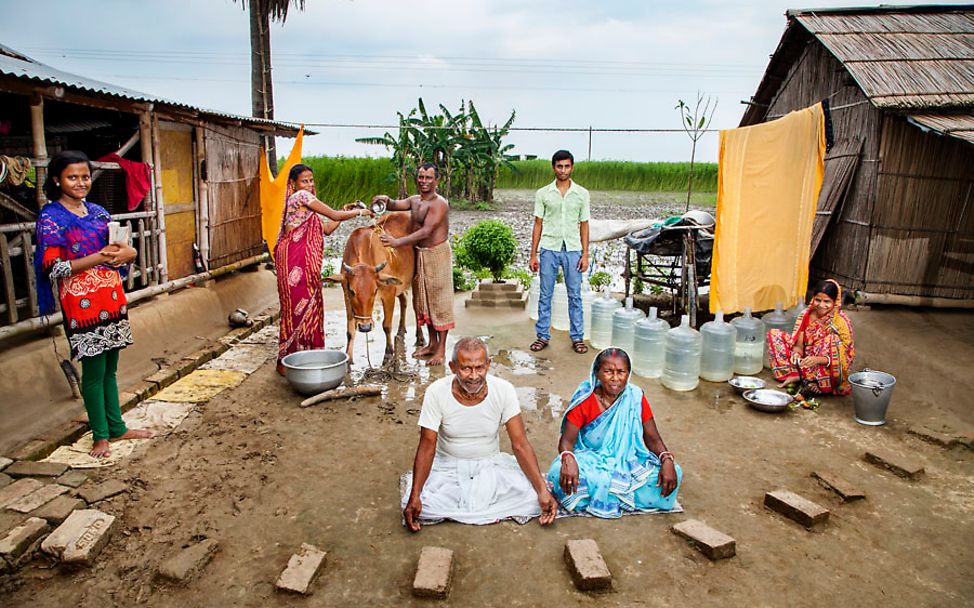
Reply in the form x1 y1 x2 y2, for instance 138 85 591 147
324 212 415 363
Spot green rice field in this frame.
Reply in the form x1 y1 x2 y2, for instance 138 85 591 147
295 156 717 206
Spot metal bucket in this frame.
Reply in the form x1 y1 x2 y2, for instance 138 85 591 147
848 370 896 426
281 349 348 396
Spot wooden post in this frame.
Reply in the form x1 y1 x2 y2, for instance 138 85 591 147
195 126 210 266
150 114 169 283
139 111 159 285
30 96 47 208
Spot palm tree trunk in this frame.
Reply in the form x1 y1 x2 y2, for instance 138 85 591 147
250 0 277 175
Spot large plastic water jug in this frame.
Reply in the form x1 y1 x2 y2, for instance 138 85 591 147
582 282 595 340
786 299 806 330
528 276 540 321
699 310 736 382
589 291 620 349
633 307 669 378
761 302 792 368
731 307 764 375
611 297 645 354
662 315 702 392
551 283 570 331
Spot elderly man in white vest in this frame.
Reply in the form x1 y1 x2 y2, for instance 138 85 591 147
402 336 557 530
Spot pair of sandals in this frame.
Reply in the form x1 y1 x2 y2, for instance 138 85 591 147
530 338 588 354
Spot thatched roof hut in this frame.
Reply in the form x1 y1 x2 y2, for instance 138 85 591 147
0 45 306 334
741 5 974 305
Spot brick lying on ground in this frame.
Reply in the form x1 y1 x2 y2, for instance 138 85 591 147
0 517 48 568
907 426 959 447
863 449 925 481
4 461 68 479
764 490 830 528
41 509 116 565
6 483 69 513
412 546 454 599
0 457 12 471
564 539 612 591
812 471 865 502
0 473 10 489
0 478 45 508
56 470 88 489
77 479 127 504
145 368 180 390
671 519 736 560
32 495 85 524
158 538 220 583
276 543 327 595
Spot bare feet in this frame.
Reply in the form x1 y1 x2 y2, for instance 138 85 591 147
109 428 154 442
276 362 286 376
777 379 799 388
426 354 445 366
90 439 111 459
413 345 435 359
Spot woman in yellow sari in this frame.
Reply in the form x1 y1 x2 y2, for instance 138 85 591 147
767 279 855 395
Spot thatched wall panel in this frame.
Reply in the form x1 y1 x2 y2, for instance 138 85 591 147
203 123 263 268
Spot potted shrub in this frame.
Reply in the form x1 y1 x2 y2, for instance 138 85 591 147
459 219 517 283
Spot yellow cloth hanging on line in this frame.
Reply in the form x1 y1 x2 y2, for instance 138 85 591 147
260 126 305 261
710 103 826 314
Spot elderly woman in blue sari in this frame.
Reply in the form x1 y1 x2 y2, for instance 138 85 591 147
547 348 681 517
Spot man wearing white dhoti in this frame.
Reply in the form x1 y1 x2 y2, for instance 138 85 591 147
402 337 558 530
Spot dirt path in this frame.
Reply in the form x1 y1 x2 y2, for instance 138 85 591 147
5 285 973 606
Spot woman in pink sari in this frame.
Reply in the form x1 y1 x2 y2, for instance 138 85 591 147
767 279 855 395
275 164 370 374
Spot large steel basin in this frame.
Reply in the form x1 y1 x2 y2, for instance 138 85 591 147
281 349 349 395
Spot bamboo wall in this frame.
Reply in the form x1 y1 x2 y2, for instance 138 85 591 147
203 124 263 269
866 117 974 297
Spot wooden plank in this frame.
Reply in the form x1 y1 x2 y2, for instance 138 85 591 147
126 219 135 291
0 192 36 220
0 234 18 323
20 230 38 317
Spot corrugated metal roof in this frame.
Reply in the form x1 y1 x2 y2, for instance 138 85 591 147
905 111 974 145
0 44 308 136
793 8 974 110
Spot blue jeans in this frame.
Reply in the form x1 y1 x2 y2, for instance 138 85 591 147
536 246 584 342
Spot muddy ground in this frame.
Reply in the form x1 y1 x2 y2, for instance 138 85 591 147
4 191 974 606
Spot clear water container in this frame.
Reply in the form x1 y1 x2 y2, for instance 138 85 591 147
589 291 621 349
611 297 645 354
700 310 736 382
582 282 595 340
662 315 702 392
731 306 765 375
633 307 669 378
528 276 540 321
551 283 570 331
786 299 806 330
761 302 792 368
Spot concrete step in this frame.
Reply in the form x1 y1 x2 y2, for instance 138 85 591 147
465 294 528 310
471 289 524 301
478 280 518 292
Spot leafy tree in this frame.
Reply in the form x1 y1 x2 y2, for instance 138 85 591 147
459 220 517 281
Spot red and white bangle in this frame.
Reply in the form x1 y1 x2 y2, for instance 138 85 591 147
559 451 576 462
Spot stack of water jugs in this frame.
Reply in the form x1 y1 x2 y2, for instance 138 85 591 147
625 305 773 392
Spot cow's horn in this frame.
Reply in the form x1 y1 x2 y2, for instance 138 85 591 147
374 261 388 273
342 262 353 273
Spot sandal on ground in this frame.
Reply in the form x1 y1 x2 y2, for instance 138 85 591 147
572 340 589 354
530 338 549 352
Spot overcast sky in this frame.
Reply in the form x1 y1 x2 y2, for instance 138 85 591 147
2 0 964 162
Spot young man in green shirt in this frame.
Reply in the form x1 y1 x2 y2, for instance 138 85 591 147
528 150 590 354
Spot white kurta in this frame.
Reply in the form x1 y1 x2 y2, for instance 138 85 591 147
403 375 542 525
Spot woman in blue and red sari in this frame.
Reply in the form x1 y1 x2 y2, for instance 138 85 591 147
274 163 370 374
35 150 153 458
768 279 856 395
547 348 682 517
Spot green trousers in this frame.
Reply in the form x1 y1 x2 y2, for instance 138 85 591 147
80 349 128 441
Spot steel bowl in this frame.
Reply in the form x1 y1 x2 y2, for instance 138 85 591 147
728 375 767 394
280 349 349 396
742 388 793 413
